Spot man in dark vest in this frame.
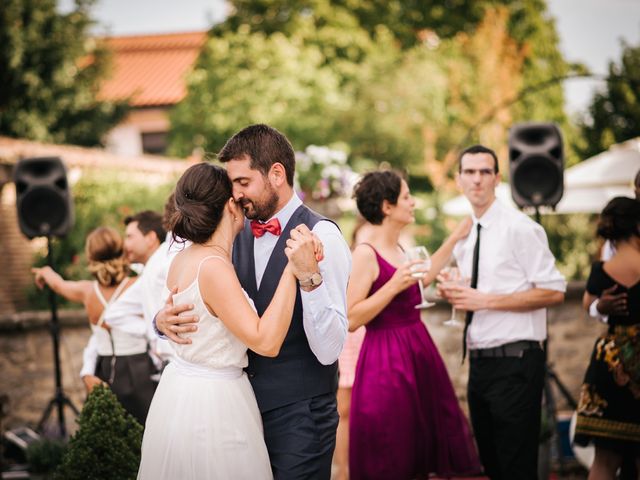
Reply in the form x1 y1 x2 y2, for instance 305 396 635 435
157 124 352 478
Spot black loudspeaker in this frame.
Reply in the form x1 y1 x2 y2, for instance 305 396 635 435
13 157 74 238
509 123 564 209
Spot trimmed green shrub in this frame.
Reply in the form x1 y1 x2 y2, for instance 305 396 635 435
54 385 143 480
26 438 67 477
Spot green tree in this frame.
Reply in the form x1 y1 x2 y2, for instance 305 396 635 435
225 0 494 47
334 25 451 171
0 0 128 146
577 41 640 159
168 26 348 156
220 0 379 71
507 0 570 136
171 0 570 187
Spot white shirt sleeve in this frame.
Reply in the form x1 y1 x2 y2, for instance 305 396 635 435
512 221 566 292
589 298 609 324
79 333 98 378
301 221 352 365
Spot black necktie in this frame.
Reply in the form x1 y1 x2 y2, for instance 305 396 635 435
462 223 482 361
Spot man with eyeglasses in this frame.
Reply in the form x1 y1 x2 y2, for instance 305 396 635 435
439 144 566 480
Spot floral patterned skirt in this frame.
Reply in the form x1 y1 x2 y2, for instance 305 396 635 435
574 324 640 453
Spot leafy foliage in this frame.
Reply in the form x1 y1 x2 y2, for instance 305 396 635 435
54 385 143 480
541 213 600 281
171 0 569 187
169 26 348 156
507 0 568 124
0 0 128 146
576 41 640 159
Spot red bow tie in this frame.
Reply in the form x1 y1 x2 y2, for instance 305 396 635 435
250 218 282 238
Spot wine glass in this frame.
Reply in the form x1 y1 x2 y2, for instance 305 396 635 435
404 246 435 309
441 266 466 327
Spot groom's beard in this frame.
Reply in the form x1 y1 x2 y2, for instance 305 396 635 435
239 186 279 221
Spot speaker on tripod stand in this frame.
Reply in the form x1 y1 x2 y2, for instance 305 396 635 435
509 122 564 212
13 156 79 438
508 124 578 478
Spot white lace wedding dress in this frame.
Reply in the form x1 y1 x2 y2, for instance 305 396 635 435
138 256 272 479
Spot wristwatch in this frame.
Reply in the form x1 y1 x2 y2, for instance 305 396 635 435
299 272 323 288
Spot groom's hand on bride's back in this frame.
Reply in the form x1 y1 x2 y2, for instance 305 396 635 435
156 286 199 345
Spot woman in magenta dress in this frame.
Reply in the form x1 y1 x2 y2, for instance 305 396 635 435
348 170 481 479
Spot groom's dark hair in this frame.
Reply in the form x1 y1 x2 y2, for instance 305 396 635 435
217 124 296 186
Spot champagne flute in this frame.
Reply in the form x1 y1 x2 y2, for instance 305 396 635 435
442 266 465 327
404 246 435 309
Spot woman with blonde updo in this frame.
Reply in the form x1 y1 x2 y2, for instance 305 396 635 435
33 226 157 425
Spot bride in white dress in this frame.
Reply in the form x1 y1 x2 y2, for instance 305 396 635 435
138 163 318 479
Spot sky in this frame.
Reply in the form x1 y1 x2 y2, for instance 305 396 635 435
59 0 640 115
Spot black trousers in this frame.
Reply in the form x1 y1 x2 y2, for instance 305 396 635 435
261 392 339 480
468 348 545 480
95 352 157 426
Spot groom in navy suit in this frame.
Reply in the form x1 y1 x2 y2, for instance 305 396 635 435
158 124 351 479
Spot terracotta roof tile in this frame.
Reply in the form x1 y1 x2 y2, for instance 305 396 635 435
99 31 207 107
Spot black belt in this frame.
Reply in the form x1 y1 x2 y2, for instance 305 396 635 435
469 340 542 359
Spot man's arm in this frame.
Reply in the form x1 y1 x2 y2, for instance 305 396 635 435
298 222 351 365
79 333 105 393
446 285 564 312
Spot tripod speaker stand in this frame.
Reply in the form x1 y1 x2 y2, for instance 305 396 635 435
36 237 80 438
13 157 78 437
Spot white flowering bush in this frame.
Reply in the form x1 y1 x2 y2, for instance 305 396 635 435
295 145 359 202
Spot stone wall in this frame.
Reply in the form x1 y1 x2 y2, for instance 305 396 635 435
0 282 601 432
0 311 90 435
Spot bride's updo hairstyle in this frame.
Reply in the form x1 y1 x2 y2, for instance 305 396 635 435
596 196 640 242
170 163 233 244
85 227 130 286
353 170 403 225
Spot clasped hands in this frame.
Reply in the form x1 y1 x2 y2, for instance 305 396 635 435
157 224 323 344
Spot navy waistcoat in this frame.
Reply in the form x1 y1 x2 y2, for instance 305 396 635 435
233 204 339 412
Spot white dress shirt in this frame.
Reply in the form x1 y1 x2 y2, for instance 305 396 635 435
453 199 566 350
254 193 351 365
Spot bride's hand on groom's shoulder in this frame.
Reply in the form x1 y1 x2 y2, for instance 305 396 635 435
156 286 199 345
284 225 323 280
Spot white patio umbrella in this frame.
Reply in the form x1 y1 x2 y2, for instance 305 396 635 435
442 138 640 216
555 138 639 213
